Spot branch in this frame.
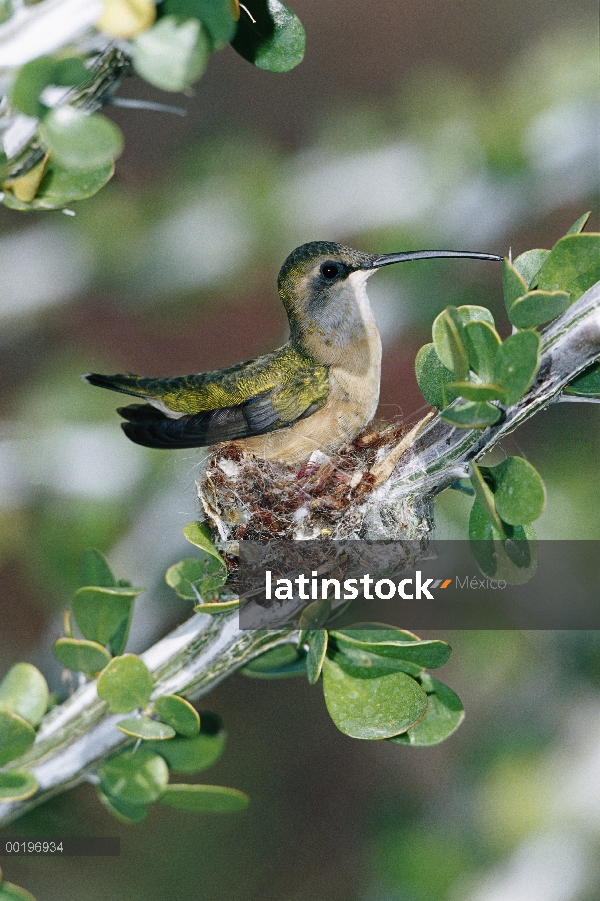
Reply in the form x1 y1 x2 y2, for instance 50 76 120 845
0 615 293 827
361 278 600 532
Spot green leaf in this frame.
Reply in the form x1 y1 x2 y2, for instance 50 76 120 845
154 727 226 773
0 770 38 802
159 783 249 812
166 557 226 602
565 211 591 235
3 160 114 211
97 789 148 823
330 631 451 669
535 234 600 301
0 711 36 766
305 630 327 684
488 456 546 525
447 381 506 402
132 17 209 91
97 654 154 714
464 320 501 382
0 876 37 901
414 343 458 410
330 644 423 678
0 663 48 728
502 257 528 309
39 108 123 171
298 597 330 630
512 249 551 287
388 675 464 746
72 585 142 647
241 644 306 678
183 522 226 564
116 716 176 740
230 0 305 73
10 56 56 118
162 0 237 48
468 462 506 535
564 361 600 397
455 305 495 327
507 289 570 329
493 330 540 405
53 638 112 677
53 57 89 88
154 695 200 737
79 549 116 589
441 400 501 428
469 502 538 583
432 307 469 379
98 746 168 805
321 656 427 740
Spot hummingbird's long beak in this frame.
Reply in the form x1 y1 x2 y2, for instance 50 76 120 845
368 249 503 268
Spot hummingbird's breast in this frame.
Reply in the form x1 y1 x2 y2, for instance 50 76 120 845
239 272 383 463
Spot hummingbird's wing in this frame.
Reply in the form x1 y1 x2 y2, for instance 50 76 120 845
84 346 331 450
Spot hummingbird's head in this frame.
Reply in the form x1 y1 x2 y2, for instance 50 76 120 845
278 242 380 362
278 241 502 364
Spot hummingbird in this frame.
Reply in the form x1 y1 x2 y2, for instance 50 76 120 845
83 242 502 464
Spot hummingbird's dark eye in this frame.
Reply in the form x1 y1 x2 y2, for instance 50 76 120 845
321 262 340 279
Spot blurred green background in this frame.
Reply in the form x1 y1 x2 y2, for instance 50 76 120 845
1 1 599 899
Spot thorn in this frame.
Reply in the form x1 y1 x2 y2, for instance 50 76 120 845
239 3 256 23
108 97 187 117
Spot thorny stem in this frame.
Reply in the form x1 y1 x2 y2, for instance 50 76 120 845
0 618 293 827
0 281 598 827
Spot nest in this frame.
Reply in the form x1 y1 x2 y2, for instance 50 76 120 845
197 416 435 545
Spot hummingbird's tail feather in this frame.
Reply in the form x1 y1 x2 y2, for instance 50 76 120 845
82 372 148 399
116 396 287 449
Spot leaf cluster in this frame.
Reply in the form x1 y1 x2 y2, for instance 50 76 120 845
415 213 600 427
243 627 464 747
2 0 305 210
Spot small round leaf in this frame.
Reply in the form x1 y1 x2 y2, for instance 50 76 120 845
512 248 551 287
133 17 209 91
464 320 501 382
2 160 114 211
489 456 546 525
441 400 501 428
305 630 327 685
158 784 249 812
493 330 540 406
230 0 305 73
322 656 427 740
98 789 148 823
414 343 458 410
53 638 112 677
79 549 116 589
388 675 464 746
0 770 38 802
432 307 469 379
98 746 168 805
116 716 176 741
507 289 570 329
154 728 226 773
0 712 36 766
97 654 154 714
72 585 142 647
0 663 48 727
0 877 37 901
564 361 600 397
154 695 200 737
40 107 124 171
